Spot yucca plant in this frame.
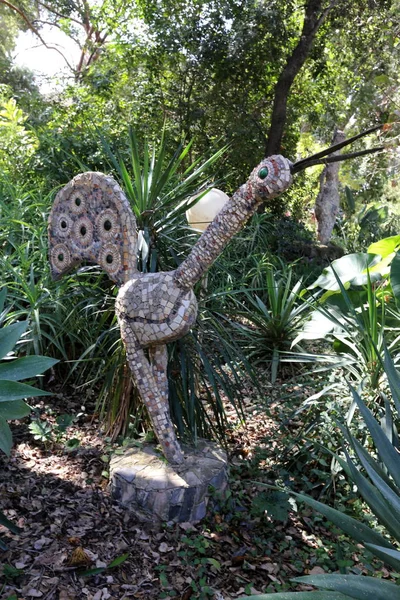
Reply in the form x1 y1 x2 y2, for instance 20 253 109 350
240 345 400 599
65 128 256 442
229 261 311 383
101 126 228 273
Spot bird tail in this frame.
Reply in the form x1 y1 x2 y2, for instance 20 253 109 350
48 172 138 285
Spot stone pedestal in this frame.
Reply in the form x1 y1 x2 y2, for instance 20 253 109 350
109 440 228 524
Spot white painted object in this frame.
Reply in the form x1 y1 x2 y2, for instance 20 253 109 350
186 188 229 232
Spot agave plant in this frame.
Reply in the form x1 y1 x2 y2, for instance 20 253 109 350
240 345 400 599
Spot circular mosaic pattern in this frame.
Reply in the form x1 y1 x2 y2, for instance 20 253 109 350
51 243 71 272
70 190 86 214
99 244 121 276
73 216 93 247
96 209 120 240
55 213 72 237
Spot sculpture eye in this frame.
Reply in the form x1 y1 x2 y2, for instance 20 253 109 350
258 167 269 180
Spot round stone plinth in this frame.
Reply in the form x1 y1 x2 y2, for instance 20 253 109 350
109 440 228 524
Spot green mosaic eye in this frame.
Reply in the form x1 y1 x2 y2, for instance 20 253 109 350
258 167 269 180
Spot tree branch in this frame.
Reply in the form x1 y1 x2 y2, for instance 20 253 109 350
36 0 83 26
1 0 75 71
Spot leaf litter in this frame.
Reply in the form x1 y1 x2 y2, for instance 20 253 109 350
0 379 390 599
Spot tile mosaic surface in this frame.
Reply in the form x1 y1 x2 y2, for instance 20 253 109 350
48 156 292 464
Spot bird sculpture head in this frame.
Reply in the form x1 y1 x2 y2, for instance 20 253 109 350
248 155 293 201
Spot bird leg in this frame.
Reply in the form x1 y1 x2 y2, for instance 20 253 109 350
119 319 184 464
148 345 169 406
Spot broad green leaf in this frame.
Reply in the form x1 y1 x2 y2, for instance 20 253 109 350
205 557 221 570
390 251 400 305
344 186 356 213
0 399 30 420
0 321 28 360
29 420 53 441
367 252 394 276
368 235 400 258
295 574 400 600
0 356 58 381
365 544 400 562
0 416 12 455
342 449 400 547
288 492 394 550
349 386 400 489
292 306 345 345
309 254 381 291
56 414 75 432
0 380 52 402
359 204 388 227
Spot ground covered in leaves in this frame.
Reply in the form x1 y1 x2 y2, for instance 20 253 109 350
0 380 385 600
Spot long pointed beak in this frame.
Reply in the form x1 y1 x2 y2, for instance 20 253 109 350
291 124 384 174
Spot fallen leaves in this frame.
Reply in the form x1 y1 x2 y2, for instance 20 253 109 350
0 383 386 599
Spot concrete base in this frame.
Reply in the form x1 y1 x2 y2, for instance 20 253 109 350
109 440 228 524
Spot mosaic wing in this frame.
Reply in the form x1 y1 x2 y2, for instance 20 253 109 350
48 172 138 285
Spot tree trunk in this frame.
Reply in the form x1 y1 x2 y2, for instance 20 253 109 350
314 129 346 244
265 0 338 156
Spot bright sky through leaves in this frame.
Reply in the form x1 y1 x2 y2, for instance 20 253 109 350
13 25 80 92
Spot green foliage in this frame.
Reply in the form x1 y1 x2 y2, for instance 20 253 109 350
245 346 400 599
239 577 400 599
28 418 53 442
0 287 58 551
296 276 389 390
308 252 382 292
102 126 227 271
0 96 38 178
251 491 295 523
0 288 58 456
294 240 400 390
78 552 130 577
28 412 79 449
175 534 219 599
231 262 311 383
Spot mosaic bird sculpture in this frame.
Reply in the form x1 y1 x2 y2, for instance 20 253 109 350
48 127 383 464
